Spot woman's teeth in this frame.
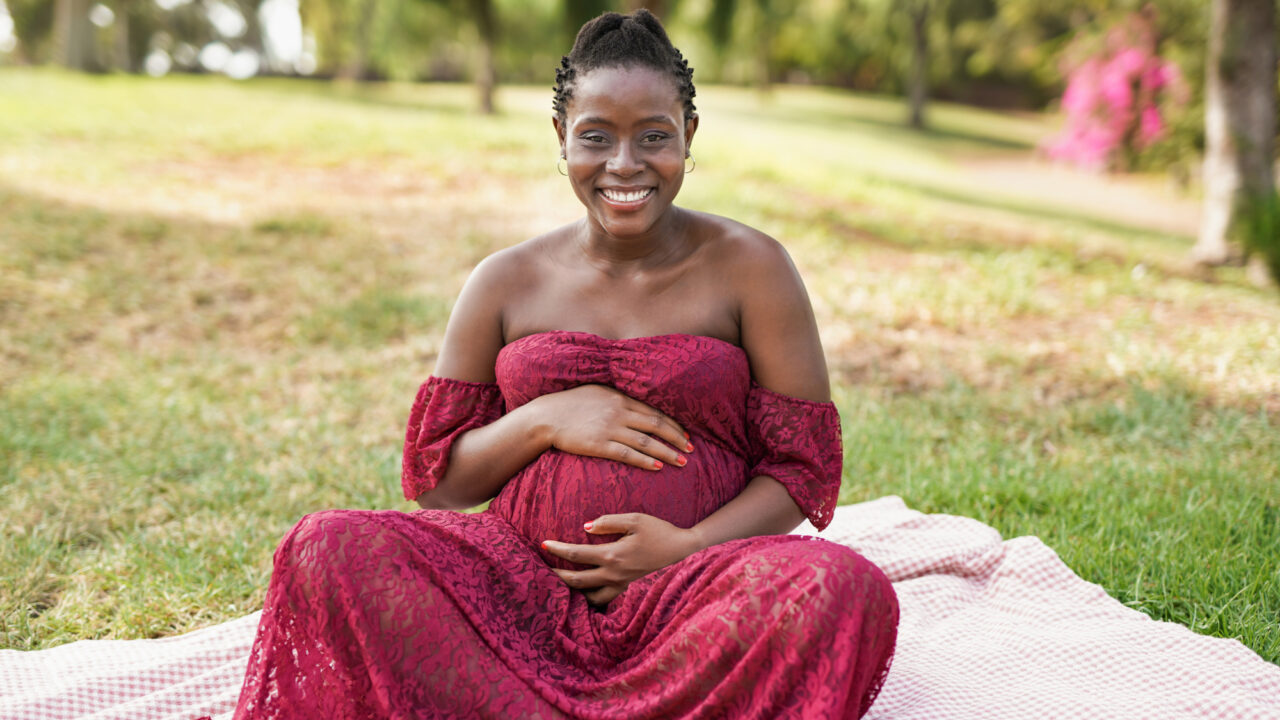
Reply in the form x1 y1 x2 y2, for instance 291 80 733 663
601 188 654 203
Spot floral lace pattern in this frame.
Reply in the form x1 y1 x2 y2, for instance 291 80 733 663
234 331 897 719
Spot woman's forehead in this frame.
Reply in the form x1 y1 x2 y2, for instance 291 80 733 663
568 66 682 125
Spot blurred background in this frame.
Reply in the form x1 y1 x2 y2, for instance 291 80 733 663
5 0 1279 272
1 0 1277 667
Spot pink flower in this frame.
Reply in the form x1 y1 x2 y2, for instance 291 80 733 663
1138 105 1165 146
1042 10 1186 171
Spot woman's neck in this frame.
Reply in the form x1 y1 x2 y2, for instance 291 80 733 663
577 208 688 274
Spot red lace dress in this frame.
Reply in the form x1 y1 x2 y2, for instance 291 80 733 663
232 331 897 719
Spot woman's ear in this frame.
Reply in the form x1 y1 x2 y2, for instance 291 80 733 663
552 115 567 153
683 113 699 153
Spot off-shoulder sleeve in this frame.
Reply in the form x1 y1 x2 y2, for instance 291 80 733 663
401 376 505 502
746 382 843 530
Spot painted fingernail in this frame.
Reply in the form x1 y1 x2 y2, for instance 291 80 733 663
541 541 549 550
685 442 694 452
676 454 687 466
584 521 593 531
653 460 663 470
683 431 690 440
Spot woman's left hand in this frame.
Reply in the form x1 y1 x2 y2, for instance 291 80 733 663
543 513 704 606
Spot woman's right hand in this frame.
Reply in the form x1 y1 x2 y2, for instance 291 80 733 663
531 384 693 470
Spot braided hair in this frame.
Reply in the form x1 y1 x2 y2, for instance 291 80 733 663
552 9 697 124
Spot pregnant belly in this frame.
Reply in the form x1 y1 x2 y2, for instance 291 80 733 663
488 448 748 570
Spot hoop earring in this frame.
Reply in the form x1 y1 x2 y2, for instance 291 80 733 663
684 153 696 174
557 154 568 176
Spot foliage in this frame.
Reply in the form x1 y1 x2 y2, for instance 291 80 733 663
4 0 55 63
1044 8 1188 172
1244 191 1280 284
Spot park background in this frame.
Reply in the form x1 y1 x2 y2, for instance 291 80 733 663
1 0 1278 668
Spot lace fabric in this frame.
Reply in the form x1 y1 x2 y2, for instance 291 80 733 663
234 332 897 719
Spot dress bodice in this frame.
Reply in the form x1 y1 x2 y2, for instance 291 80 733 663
494 331 754 459
490 332 756 562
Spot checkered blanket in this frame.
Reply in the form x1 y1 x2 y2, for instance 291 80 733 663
3 496 1277 719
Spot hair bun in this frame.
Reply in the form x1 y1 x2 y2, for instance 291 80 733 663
553 9 697 122
629 8 671 44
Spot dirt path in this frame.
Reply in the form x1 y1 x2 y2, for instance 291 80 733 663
960 156 1201 237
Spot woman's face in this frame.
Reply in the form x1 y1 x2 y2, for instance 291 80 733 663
554 65 698 240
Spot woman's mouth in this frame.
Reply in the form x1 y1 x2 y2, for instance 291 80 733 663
598 187 655 208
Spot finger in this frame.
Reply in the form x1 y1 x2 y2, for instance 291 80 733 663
541 540 608 566
625 404 692 454
552 567 611 590
584 513 639 536
604 439 667 471
616 430 687 468
586 586 622 606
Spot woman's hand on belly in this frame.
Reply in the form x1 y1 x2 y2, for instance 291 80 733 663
542 513 705 606
529 384 694 472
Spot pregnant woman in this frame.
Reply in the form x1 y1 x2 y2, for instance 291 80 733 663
233 10 897 719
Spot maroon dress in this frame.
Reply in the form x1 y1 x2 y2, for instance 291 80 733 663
233 331 898 719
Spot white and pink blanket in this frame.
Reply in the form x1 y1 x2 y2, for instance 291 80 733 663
3 496 1277 719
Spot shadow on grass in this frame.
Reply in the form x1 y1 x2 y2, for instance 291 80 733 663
878 174 1196 244
0 183 449 375
244 77 478 118
760 106 1037 153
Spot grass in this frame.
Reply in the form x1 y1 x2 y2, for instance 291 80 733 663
0 69 1277 664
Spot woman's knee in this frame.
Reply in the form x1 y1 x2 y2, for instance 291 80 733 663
773 540 897 617
275 509 371 572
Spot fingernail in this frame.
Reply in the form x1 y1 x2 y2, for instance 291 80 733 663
685 442 694 453
583 521 593 531
653 460 663 470
676 454 687 466
683 431 690 440
540 541 548 550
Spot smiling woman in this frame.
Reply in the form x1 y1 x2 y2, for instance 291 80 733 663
229 9 898 719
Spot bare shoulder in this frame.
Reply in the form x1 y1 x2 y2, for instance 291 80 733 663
684 210 829 401
464 230 557 296
432 226 567 382
685 210 803 290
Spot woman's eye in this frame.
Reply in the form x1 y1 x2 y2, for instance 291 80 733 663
643 133 668 143
580 134 608 144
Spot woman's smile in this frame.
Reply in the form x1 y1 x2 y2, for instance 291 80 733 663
599 186 656 208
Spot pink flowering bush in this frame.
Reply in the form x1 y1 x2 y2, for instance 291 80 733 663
1045 9 1187 172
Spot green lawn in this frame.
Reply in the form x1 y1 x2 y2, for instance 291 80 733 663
1 69 1277 663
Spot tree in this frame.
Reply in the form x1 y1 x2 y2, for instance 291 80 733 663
905 0 931 128
701 0 789 90
1192 0 1278 284
565 0 612 41
624 0 667 19
471 0 497 114
7 0 57 63
53 0 95 70
335 0 382 79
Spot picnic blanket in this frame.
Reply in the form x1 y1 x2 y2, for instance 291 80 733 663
3 496 1277 719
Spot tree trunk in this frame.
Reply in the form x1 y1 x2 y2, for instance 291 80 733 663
111 0 131 72
907 1 929 129
53 0 95 70
565 0 611 43
1193 0 1278 271
337 0 377 80
473 0 497 115
754 20 771 92
625 0 667 20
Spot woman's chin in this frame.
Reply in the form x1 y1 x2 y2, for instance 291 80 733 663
589 205 676 239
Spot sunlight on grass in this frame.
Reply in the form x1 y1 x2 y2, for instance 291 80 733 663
1 70 1276 663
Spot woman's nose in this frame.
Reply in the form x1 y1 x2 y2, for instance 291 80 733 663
606 141 643 176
